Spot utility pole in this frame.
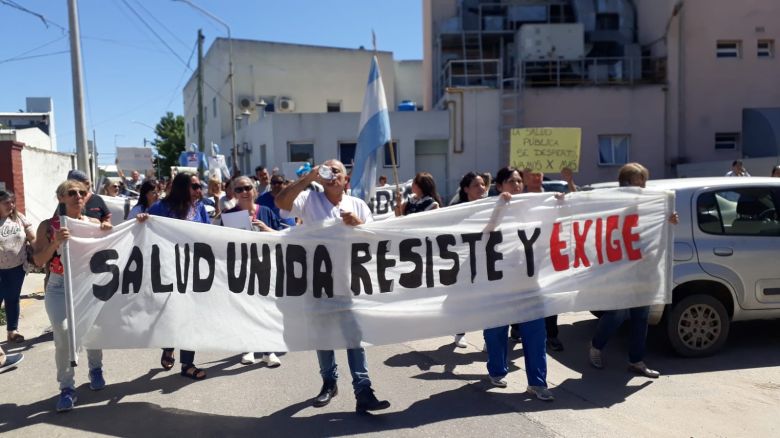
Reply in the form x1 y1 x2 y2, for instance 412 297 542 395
67 0 91 179
197 29 205 156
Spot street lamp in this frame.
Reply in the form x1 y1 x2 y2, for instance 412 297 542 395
172 0 239 174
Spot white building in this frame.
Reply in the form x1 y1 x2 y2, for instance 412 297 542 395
0 97 57 151
183 39 459 196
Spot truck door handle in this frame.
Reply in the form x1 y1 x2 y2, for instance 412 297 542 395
713 248 733 256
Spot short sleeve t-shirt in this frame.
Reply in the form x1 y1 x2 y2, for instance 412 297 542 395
0 213 33 269
281 191 373 226
85 194 111 222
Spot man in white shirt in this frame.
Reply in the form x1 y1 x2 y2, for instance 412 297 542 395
275 159 390 414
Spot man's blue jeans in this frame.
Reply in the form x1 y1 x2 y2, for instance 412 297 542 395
484 318 547 387
316 348 371 394
591 306 650 363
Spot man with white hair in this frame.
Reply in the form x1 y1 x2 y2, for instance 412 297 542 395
275 159 390 414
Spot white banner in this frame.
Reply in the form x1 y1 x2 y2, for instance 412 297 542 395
64 188 674 353
368 180 413 220
116 147 154 172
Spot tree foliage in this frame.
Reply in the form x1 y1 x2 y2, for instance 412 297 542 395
152 112 185 177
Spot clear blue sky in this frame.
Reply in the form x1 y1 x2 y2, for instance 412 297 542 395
0 0 422 165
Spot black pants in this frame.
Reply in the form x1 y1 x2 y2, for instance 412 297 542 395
163 348 195 365
545 315 559 338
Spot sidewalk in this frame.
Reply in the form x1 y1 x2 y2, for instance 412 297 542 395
21 272 46 298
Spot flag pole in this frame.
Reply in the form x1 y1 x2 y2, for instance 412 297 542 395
372 31 401 189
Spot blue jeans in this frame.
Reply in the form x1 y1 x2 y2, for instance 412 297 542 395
316 348 371 394
484 318 547 387
45 273 103 390
0 264 26 331
591 306 650 363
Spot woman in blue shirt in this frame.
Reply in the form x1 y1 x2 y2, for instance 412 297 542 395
148 172 209 380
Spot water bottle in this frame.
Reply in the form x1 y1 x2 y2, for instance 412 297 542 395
318 165 335 181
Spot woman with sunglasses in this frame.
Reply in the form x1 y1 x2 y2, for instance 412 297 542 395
32 179 117 412
100 179 122 197
148 172 209 380
220 176 283 367
0 190 35 344
127 179 159 220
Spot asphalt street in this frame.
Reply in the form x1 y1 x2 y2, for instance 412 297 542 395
1 273 779 437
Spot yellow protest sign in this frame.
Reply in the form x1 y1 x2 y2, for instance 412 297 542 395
510 127 581 173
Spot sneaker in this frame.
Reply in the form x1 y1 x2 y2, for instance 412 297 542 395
0 352 24 373
240 352 256 365
454 334 467 348
628 361 660 378
355 388 391 413
56 388 78 412
527 385 555 402
261 353 281 368
546 337 564 352
490 376 507 388
589 347 604 369
88 368 106 391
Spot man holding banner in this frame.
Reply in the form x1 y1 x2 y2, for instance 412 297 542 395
276 158 391 414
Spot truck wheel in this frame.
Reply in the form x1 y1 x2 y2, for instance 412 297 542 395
666 294 729 357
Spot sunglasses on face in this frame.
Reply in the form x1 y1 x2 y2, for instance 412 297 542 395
233 185 254 194
67 190 88 197
270 180 284 185
191 183 203 191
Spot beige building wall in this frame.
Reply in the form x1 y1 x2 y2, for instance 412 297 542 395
423 0 459 110
676 0 780 163
394 60 424 108
523 86 667 184
183 39 397 151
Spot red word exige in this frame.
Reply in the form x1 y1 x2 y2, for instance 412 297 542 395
549 214 641 272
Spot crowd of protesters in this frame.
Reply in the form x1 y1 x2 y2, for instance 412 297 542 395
3 157 779 414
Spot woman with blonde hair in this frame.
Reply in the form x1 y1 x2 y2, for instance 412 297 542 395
32 179 122 412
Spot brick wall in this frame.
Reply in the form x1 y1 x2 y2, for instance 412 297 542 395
0 140 25 214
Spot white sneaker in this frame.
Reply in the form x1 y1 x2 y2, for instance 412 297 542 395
490 376 507 388
454 334 467 348
527 385 555 402
240 352 256 365
261 353 281 368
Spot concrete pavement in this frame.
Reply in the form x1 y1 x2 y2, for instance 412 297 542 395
2 273 780 437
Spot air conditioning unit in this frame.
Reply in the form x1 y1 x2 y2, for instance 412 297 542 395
278 97 295 112
239 96 254 112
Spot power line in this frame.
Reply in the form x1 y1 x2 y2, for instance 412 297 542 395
131 0 191 51
0 0 67 33
118 0 192 69
0 36 67 65
0 50 69 65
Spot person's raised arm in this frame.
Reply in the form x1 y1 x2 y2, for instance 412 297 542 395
32 220 65 267
275 166 319 211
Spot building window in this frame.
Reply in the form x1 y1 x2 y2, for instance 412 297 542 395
288 142 314 163
758 39 774 58
327 101 341 113
383 141 399 167
339 142 357 168
595 13 619 31
212 97 217 118
715 132 739 150
716 40 741 58
598 135 630 166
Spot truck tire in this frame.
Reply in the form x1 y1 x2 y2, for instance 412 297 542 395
666 294 730 357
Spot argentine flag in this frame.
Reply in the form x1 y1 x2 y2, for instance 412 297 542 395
351 55 391 202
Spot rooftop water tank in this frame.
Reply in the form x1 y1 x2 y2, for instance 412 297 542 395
398 100 417 112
